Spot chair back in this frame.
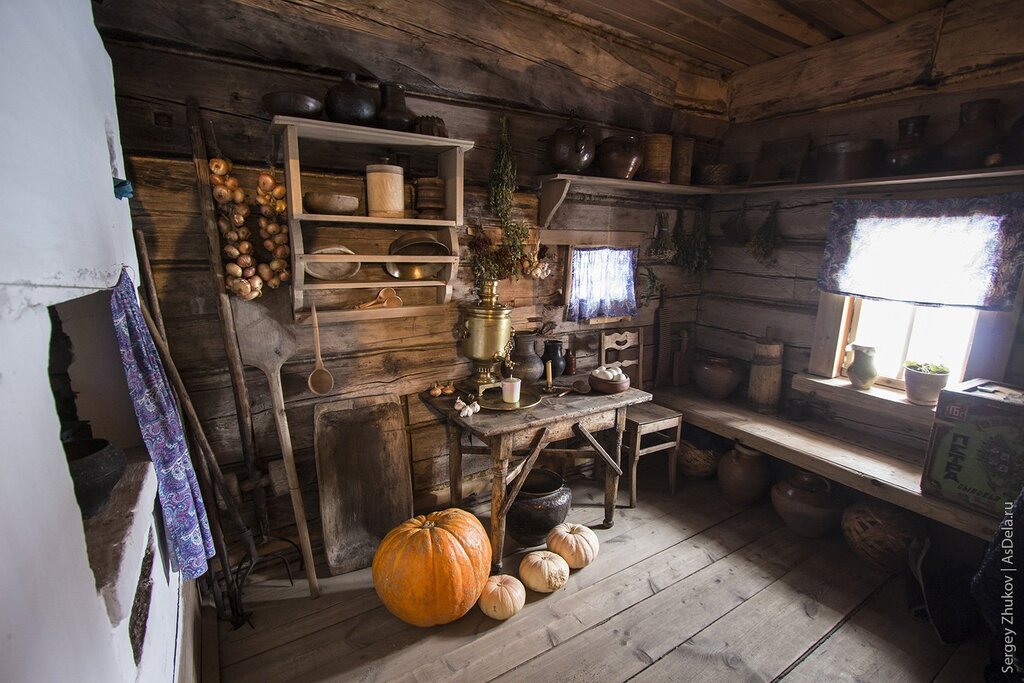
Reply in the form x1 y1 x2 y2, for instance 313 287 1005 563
599 329 643 389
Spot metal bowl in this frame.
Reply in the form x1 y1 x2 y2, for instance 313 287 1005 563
304 246 361 281
261 92 324 119
303 192 359 215
384 232 450 280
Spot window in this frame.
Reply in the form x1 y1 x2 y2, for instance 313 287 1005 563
564 247 637 322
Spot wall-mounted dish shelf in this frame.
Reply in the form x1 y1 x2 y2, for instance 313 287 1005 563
537 166 1024 227
271 116 473 323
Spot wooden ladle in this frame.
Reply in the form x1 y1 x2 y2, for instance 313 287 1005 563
307 304 334 396
356 287 397 309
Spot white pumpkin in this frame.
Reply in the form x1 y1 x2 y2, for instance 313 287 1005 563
546 523 600 569
478 574 526 620
519 551 569 593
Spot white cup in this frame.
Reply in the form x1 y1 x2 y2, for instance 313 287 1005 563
501 377 522 403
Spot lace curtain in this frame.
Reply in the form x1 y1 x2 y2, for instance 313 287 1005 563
817 194 1024 310
566 247 638 321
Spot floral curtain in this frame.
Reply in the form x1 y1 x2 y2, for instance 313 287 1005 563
817 193 1024 310
111 270 215 580
566 247 638 321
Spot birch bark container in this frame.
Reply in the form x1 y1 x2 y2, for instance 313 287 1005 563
748 328 783 414
366 162 405 217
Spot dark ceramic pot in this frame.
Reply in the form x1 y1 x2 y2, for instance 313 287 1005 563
717 443 771 506
597 135 643 179
816 139 882 181
692 356 743 400
325 72 377 126
883 116 931 175
546 119 596 172
540 340 566 379
942 99 1000 170
376 82 415 132
507 469 572 546
771 471 842 538
64 439 127 518
509 333 545 381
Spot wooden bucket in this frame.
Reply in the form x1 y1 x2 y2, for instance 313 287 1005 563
366 163 405 217
671 136 695 185
748 328 783 414
637 133 672 183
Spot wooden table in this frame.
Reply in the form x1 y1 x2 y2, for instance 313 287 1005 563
448 386 651 571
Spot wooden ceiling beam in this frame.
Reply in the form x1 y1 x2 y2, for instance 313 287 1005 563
779 0 889 37
711 0 834 46
857 0 944 23
646 0 811 57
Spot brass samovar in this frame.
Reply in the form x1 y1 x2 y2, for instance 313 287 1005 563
460 280 512 391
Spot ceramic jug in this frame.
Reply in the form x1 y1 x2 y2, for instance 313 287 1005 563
540 340 566 379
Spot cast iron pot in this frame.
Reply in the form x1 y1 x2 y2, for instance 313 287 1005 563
507 468 572 546
63 439 127 518
324 72 377 126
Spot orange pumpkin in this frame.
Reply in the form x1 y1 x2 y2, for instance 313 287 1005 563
372 508 491 627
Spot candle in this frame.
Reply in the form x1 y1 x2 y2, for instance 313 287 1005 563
545 360 553 387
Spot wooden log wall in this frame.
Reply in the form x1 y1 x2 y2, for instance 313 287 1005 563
701 82 1024 451
99 1 716 534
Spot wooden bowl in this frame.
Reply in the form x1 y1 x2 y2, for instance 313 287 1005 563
262 92 324 119
303 192 359 215
588 374 630 394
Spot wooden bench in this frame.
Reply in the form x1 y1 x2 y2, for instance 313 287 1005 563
652 387 999 541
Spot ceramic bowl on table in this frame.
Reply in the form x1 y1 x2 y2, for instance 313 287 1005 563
303 192 359 215
588 375 630 394
262 92 324 119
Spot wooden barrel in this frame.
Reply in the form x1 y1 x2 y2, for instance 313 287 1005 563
366 163 405 217
637 134 672 183
748 328 783 414
671 136 695 185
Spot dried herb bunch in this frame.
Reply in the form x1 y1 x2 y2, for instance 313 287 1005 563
471 116 527 283
674 208 711 275
748 202 782 264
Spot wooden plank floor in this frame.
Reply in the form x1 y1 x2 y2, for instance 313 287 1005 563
217 462 990 682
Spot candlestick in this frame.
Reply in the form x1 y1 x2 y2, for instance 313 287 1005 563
545 360 553 387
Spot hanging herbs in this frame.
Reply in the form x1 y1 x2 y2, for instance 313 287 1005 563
471 116 527 284
636 265 662 308
674 207 711 275
748 202 782 264
648 212 677 262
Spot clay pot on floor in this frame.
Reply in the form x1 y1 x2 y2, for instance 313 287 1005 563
507 469 572 546
717 443 771 506
771 471 842 538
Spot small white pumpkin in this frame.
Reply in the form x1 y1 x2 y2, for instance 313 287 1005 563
519 551 569 593
546 523 600 569
478 574 526 620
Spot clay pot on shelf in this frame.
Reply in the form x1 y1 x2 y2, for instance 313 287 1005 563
883 115 931 175
846 345 878 390
507 469 572 546
718 443 771 506
540 339 566 379
545 118 596 173
324 72 377 126
510 333 545 381
597 135 643 180
903 366 949 406
63 439 127 518
692 356 743 400
376 82 415 132
771 471 842 538
942 99 1000 170
816 139 882 181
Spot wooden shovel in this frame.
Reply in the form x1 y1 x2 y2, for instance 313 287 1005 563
231 293 320 598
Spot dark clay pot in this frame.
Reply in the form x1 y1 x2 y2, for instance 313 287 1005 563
510 333 545 381
692 356 743 400
883 115 931 175
717 443 771 506
64 439 127 518
540 340 566 379
507 469 572 546
376 82 415 132
597 135 643 179
545 119 596 172
942 99 1000 170
325 72 377 126
771 471 842 538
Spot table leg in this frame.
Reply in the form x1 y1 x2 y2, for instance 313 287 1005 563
448 423 464 508
489 433 513 573
605 408 627 528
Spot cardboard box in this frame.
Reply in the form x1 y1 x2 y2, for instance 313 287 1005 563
921 379 1024 517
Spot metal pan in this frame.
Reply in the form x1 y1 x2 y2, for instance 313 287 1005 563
384 231 450 280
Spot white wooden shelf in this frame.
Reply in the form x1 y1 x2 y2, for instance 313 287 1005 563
272 117 472 323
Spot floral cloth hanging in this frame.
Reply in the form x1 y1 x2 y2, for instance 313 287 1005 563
566 247 638 321
110 269 214 580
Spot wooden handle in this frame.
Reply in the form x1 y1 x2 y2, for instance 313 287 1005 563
265 369 320 598
311 304 323 368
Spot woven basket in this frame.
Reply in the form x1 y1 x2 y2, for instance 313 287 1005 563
678 440 721 478
637 134 672 183
841 501 922 572
697 163 738 185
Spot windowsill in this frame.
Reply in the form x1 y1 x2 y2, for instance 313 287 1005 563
791 373 937 435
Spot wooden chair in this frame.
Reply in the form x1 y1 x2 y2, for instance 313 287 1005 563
600 329 683 507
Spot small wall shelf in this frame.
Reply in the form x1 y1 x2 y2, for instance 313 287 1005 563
537 173 715 227
271 116 473 323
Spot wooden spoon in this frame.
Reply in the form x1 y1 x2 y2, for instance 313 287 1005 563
307 304 334 396
356 287 397 309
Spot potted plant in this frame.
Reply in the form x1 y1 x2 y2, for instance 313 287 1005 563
903 361 950 406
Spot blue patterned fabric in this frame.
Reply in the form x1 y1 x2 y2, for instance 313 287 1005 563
110 270 214 580
566 247 638 322
818 193 1024 310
